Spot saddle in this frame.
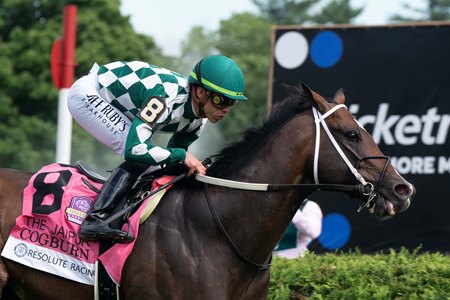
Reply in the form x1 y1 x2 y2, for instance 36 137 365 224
76 160 182 235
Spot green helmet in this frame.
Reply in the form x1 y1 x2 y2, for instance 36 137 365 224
188 55 247 100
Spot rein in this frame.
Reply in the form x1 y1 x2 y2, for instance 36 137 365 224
196 174 369 194
203 184 271 271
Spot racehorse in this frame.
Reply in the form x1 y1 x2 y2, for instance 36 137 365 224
0 84 414 299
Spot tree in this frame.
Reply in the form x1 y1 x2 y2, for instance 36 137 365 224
390 0 450 21
252 0 319 24
252 0 363 25
175 26 217 76
0 0 170 171
0 0 61 170
215 13 273 142
211 1 364 143
310 0 363 24
175 13 273 144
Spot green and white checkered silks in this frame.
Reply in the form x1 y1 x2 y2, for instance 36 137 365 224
96 61 206 166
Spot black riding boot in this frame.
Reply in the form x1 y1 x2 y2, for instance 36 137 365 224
79 163 145 243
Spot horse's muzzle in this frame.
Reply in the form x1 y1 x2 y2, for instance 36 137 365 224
370 182 414 220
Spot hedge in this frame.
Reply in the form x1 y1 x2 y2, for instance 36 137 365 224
269 248 450 299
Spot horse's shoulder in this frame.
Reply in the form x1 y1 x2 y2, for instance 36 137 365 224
0 168 32 186
0 167 32 175
0 168 30 242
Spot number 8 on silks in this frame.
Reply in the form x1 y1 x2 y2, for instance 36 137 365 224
138 96 167 129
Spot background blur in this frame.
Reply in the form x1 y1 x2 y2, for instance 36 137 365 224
2 0 443 172
0 0 449 252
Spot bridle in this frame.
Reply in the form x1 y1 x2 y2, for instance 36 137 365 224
197 104 391 270
311 104 390 212
198 104 390 206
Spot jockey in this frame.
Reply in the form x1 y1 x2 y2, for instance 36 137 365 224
68 55 247 243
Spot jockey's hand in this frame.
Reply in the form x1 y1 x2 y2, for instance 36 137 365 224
184 152 206 176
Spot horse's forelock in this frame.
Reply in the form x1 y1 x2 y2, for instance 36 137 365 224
207 84 313 177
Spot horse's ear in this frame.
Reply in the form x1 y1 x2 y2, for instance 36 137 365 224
334 88 345 104
301 82 329 113
301 82 313 99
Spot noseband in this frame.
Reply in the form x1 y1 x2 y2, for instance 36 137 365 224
357 156 390 212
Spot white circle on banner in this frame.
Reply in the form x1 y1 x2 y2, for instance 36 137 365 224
275 31 308 69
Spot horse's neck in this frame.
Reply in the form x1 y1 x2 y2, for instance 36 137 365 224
215 124 313 262
235 117 312 184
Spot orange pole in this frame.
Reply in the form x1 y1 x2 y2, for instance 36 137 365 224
60 5 77 88
55 4 77 163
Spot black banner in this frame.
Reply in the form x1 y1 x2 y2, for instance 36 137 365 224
271 23 450 253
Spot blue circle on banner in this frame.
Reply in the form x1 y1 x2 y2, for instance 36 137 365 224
319 213 351 250
310 31 343 68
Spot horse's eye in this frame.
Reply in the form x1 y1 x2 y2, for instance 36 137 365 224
344 130 360 142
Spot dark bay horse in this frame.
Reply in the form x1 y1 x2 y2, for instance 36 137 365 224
0 84 414 299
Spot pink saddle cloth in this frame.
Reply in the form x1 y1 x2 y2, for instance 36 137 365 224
1 163 173 285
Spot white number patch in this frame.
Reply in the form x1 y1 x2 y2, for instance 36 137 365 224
138 96 166 128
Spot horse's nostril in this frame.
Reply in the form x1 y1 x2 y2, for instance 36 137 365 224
395 184 413 197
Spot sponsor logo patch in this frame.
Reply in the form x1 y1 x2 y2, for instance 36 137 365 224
65 196 94 225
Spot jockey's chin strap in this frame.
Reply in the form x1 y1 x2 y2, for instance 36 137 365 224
312 105 376 209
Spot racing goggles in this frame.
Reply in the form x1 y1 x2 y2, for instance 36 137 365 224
207 91 236 109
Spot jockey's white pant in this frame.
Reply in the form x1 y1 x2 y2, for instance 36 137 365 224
67 64 131 158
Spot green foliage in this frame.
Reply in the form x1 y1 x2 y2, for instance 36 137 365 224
0 96 54 171
210 0 364 142
0 0 168 171
252 0 363 25
176 26 218 76
269 248 450 299
0 0 64 40
74 0 166 75
252 0 320 25
175 13 273 143
1 0 449 170
390 0 450 22
310 0 364 24
215 13 273 142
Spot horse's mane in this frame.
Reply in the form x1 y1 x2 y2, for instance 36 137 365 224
207 84 315 177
